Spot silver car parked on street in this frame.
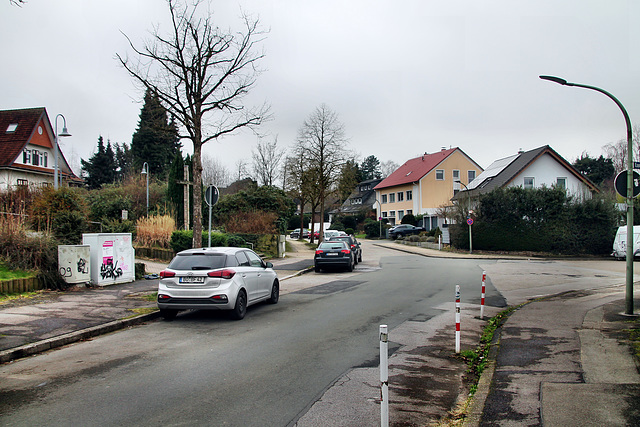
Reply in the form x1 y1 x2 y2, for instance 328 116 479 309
157 247 279 320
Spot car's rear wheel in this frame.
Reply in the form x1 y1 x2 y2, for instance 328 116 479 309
159 309 178 321
230 290 247 320
358 254 362 263
314 264 321 272
267 280 279 304
347 259 354 272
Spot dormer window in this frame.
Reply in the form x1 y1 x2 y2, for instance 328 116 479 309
23 148 31 163
6 123 18 133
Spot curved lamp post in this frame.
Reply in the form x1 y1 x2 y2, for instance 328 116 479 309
455 180 472 254
374 199 383 238
141 162 149 217
540 75 634 315
54 114 72 190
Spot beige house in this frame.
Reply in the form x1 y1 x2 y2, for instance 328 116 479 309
374 148 483 229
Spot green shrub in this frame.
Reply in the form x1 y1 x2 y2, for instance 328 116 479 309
330 221 345 231
401 213 416 225
450 187 617 255
364 218 382 238
345 228 355 235
227 234 247 248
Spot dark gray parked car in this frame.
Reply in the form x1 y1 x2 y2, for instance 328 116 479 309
327 235 362 264
388 224 425 239
314 241 355 272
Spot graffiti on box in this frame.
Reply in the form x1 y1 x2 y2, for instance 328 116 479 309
100 240 131 281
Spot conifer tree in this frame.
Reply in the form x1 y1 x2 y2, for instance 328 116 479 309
81 136 117 189
131 89 181 179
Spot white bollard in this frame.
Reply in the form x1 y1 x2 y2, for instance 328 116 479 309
455 285 461 353
481 271 486 320
380 324 389 427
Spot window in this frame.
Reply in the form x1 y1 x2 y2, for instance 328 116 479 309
406 190 412 201
556 177 567 189
407 209 413 215
381 211 387 218
43 152 48 167
436 169 444 180
389 211 396 217
397 192 404 202
32 150 40 166
468 170 476 182
351 197 362 205
23 149 31 164
389 193 395 203
453 170 460 181
245 250 264 267
17 179 28 186
398 210 404 220
6 123 18 133
381 194 387 204
524 177 534 189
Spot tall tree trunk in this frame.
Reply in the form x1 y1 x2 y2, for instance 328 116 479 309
192 140 203 248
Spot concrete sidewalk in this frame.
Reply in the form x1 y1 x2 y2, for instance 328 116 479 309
468 287 640 426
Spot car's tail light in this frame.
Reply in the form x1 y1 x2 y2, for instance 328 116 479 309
208 269 236 279
341 249 351 254
315 250 324 255
211 295 228 302
158 294 171 300
159 270 175 278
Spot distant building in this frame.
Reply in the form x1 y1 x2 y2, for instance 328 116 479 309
451 145 599 202
374 148 483 229
0 107 81 190
329 178 383 222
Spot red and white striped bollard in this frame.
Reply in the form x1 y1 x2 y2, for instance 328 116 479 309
481 271 486 320
455 285 461 353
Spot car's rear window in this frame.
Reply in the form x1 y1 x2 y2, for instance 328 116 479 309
319 242 346 250
168 253 227 270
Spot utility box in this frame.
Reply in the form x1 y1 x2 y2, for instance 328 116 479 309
82 233 135 286
58 245 91 284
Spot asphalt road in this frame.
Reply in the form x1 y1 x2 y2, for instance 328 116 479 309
0 245 498 426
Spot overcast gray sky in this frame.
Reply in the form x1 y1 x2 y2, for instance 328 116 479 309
3 0 639 179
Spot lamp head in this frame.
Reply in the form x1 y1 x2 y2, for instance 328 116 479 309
59 126 72 137
539 75 568 85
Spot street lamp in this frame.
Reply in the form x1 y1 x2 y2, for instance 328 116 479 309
455 180 472 254
374 199 383 238
141 162 149 217
54 114 71 190
540 75 635 315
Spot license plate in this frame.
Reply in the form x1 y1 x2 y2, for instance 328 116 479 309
326 253 339 256
179 276 205 284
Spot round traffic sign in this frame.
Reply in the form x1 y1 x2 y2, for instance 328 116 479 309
467 218 474 226
614 170 640 198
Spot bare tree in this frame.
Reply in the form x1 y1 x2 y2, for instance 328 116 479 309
285 151 322 242
201 153 231 188
9 0 25 6
235 159 249 182
295 104 349 242
117 0 269 247
252 136 285 186
603 124 640 174
380 160 400 177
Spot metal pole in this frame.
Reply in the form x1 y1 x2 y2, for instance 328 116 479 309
208 204 212 247
455 285 461 353
539 76 634 315
379 324 389 427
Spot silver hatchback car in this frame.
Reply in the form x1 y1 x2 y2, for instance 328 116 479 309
157 247 279 320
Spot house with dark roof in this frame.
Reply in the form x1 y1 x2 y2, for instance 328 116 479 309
451 145 599 202
0 107 80 190
374 148 483 229
329 178 383 221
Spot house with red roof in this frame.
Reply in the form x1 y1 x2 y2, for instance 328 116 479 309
374 148 483 229
0 107 81 190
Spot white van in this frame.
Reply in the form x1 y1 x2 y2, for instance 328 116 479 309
612 225 640 259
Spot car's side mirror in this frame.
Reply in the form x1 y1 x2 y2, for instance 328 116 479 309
265 262 273 268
